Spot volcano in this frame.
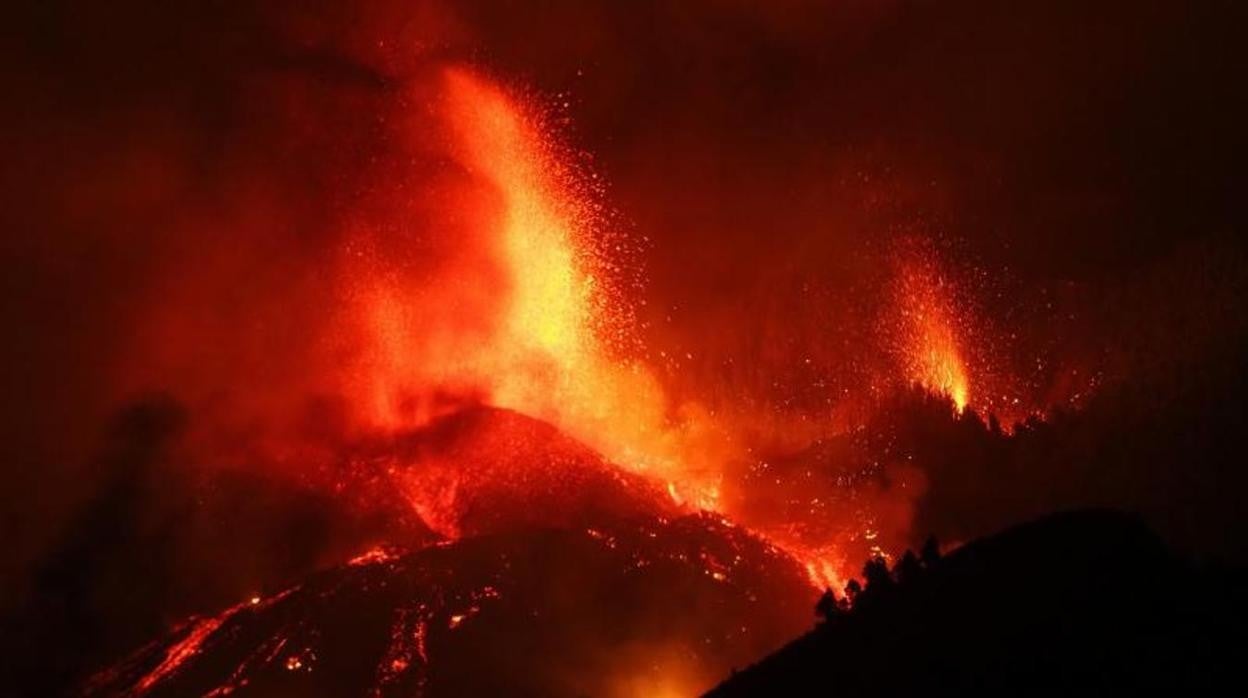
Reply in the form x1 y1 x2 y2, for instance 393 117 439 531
351 405 679 539
79 407 816 697
10 3 1248 697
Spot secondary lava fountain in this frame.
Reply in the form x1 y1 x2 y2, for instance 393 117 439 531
892 242 972 412
82 65 1051 697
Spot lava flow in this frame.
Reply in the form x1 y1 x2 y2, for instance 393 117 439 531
86 514 814 698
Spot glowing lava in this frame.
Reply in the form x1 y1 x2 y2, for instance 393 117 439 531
443 69 595 361
351 68 725 509
328 67 873 592
349 69 969 589
893 244 971 411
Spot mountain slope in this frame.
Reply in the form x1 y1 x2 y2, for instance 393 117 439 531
707 510 1246 695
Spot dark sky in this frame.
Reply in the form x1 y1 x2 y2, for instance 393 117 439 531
3 0 1246 605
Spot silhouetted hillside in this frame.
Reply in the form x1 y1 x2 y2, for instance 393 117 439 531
707 510 1247 696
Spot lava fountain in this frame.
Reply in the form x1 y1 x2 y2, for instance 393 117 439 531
892 242 972 412
349 67 726 510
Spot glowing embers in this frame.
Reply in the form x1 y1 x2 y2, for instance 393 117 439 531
283 648 316 673
131 605 242 693
349 545 403 567
446 584 499 631
891 243 972 411
375 606 431 693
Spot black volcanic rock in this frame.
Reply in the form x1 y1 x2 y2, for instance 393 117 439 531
707 510 1247 696
83 513 814 697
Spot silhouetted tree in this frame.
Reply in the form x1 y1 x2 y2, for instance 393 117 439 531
815 588 841 623
920 536 942 569
895 550 922 586
845 579 862 605
863 556 894 596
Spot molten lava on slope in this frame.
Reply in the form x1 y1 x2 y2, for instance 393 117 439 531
84 513 813 698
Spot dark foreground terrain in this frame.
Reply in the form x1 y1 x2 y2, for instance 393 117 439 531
708 509 1247 696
